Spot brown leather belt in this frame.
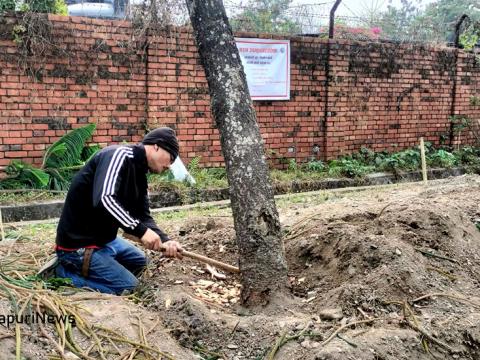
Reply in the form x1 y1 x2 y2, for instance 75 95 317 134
81 248 94 278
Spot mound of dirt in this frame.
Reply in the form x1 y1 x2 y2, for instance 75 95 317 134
146 175 480 359
287 200 480 312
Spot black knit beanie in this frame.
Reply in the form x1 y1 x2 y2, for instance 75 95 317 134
142 127 179 161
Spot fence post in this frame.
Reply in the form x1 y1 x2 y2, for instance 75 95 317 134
419 138 428 185
449 14 469 147
328 0 342 39
322 0 343 161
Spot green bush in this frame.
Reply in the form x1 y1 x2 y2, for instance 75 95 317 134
453 147 480 166
427 149 457 168
303 160 325 172
378 148 421 172
0 0 15 12
328 158 373 178
0 124 99 190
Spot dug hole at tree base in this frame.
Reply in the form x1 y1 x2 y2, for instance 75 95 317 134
1 175 480 359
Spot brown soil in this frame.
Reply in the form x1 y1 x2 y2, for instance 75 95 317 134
2 175 480 359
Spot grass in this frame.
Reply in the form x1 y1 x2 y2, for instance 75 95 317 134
152 205 230 222
0 190 65 206
276 192 330 208
1 145 479 206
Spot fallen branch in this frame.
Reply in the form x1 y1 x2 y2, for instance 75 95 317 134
336 333 358 347
321 318 378 347
405 320 459 354
412 292 480 309
376 203 393 218
426 267 457 281
266 323 311 360
387 299 461 355
266 330 288 360
415 248 459 264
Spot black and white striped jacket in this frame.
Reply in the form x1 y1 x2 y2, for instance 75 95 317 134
56 143 169 249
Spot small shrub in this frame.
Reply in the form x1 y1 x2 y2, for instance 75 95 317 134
379 149 421 172
453 147 480 166
428 149 457 168
328 158 372 178
304 160 325 172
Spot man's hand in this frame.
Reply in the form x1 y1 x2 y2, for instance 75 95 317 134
140 228 162 251
140 230 183 258
162 240 183 259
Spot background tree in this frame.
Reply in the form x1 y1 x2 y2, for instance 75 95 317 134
229 0 300 34
0 0 67 14
416 0 480 42
129 0 189 27
185 0 288 306
375 0 422 41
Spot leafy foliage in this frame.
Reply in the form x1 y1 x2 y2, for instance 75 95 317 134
286 144 479 179
303 160 325 172
2 160 50 189
43 123 97 169
230 0 300 34
327 158 373 178
187 158 227 188
149 156 228 190
453 146 480 165
373 0 422 41
378 148 421 172
420 0 480 43
0 124 99 190
0 0 15 12
0 0 67 14
359 0 479 44
428 149 457 167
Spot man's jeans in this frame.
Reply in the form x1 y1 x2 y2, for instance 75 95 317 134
55 237 147 295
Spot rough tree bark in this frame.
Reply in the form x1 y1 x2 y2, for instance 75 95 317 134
185 0 288 306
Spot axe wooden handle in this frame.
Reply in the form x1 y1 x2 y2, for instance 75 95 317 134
124 233 239 274
180 249 240 274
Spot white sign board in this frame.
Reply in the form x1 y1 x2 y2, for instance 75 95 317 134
235 38 290 101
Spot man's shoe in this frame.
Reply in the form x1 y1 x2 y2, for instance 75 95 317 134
37 255 59 279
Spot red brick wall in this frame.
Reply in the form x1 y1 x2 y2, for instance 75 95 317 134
454 51 480 147
0 15 148 169
325 41 463 157
0 15 479 170
146 29 326 168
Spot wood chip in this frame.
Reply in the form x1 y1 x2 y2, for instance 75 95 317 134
206 264 227 280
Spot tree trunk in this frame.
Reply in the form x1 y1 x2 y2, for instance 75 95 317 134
185 0 288 306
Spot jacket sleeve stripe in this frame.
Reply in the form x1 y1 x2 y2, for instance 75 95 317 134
103 195 139 229
101 149 135 227
101 147 138 229
105 148 133 195
103 148 137 228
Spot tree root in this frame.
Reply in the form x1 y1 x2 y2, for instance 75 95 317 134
265 319 378 359
412 292 480 309
387 299 462 355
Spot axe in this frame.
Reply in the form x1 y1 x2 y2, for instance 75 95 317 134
124 233 240 274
